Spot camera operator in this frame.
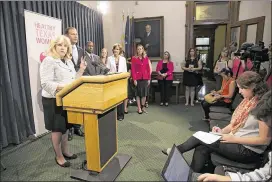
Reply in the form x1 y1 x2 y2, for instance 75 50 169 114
241 41 269 73
228 41 269 78
228 43 253 79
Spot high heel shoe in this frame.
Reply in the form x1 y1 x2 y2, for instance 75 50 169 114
63 153 78 160
141 105 147 113
55 158 71 167
138 110 143 114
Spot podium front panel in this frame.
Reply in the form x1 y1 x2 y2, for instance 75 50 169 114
98 108 117 168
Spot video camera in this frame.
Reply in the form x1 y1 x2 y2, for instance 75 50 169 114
234 41 269 62
234 41 269 72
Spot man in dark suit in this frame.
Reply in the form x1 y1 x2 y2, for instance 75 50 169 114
65 27 84 140
142 24 159 57
84 41 102 76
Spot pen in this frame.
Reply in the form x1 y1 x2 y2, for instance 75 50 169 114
215 125 219 132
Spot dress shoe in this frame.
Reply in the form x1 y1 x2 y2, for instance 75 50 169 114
63 153 78 160
74 129 84 137
55 158 71 167
68 128 73 141
162 149 168 156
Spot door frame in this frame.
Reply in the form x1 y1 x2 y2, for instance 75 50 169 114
185 1 240 53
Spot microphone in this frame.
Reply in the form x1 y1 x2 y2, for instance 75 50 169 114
92 59 110 75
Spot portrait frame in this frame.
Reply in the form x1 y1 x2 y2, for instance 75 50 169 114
134 16 164 62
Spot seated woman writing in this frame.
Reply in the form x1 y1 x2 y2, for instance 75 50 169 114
195 90 272 182
162 71 270 173
202 68 236 121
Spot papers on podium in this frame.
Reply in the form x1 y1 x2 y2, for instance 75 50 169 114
193 131 222 144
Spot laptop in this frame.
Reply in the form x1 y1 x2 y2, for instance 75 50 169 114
161 144 192 181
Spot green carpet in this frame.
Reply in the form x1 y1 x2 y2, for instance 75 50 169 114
1 103 209 181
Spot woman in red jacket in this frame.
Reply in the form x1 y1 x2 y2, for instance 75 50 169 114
131 44 152 114
156 51 174 106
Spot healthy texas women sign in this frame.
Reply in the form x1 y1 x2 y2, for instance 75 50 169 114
35 22 56 45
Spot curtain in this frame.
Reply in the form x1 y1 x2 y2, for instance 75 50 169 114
0 1 104 150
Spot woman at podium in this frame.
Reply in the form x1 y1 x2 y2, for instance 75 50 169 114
131 44 152 114
40 35 87 167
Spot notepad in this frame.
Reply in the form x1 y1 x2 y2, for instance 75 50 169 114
193 131 222 144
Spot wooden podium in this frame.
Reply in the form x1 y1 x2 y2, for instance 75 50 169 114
56 73 131 181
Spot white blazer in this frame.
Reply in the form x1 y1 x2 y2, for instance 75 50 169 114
106 55 127 73
40 56 77 98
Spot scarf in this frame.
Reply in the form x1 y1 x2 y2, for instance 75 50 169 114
230 96 258 134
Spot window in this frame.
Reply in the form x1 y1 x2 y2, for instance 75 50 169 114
246 24 257 44
196 38 210 45
195 2 229 21
231 27 240 48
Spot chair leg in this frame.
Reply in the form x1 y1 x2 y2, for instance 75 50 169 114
1 161 6 171
152 86 155 102
176 86 179 104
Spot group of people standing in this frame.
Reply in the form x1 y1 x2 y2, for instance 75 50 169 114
39 26 157 167
39 24 268 172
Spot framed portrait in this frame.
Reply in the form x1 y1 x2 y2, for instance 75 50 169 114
134 16 164 61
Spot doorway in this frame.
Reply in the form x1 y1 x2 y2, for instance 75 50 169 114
194 24 227 79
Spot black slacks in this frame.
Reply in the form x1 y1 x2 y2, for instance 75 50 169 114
177 136 261 173
201 100 231 119
158 79 172 103
117 103 124 120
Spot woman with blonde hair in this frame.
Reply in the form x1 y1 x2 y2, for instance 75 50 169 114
131 44 152 114
100 48 108 65
106 43 127 120
40 35 86 167
162 71 270 173
214 48 230 90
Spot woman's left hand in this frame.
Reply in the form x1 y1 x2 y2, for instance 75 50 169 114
80 56 87 70
220 134 236 143
148 80 150 86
